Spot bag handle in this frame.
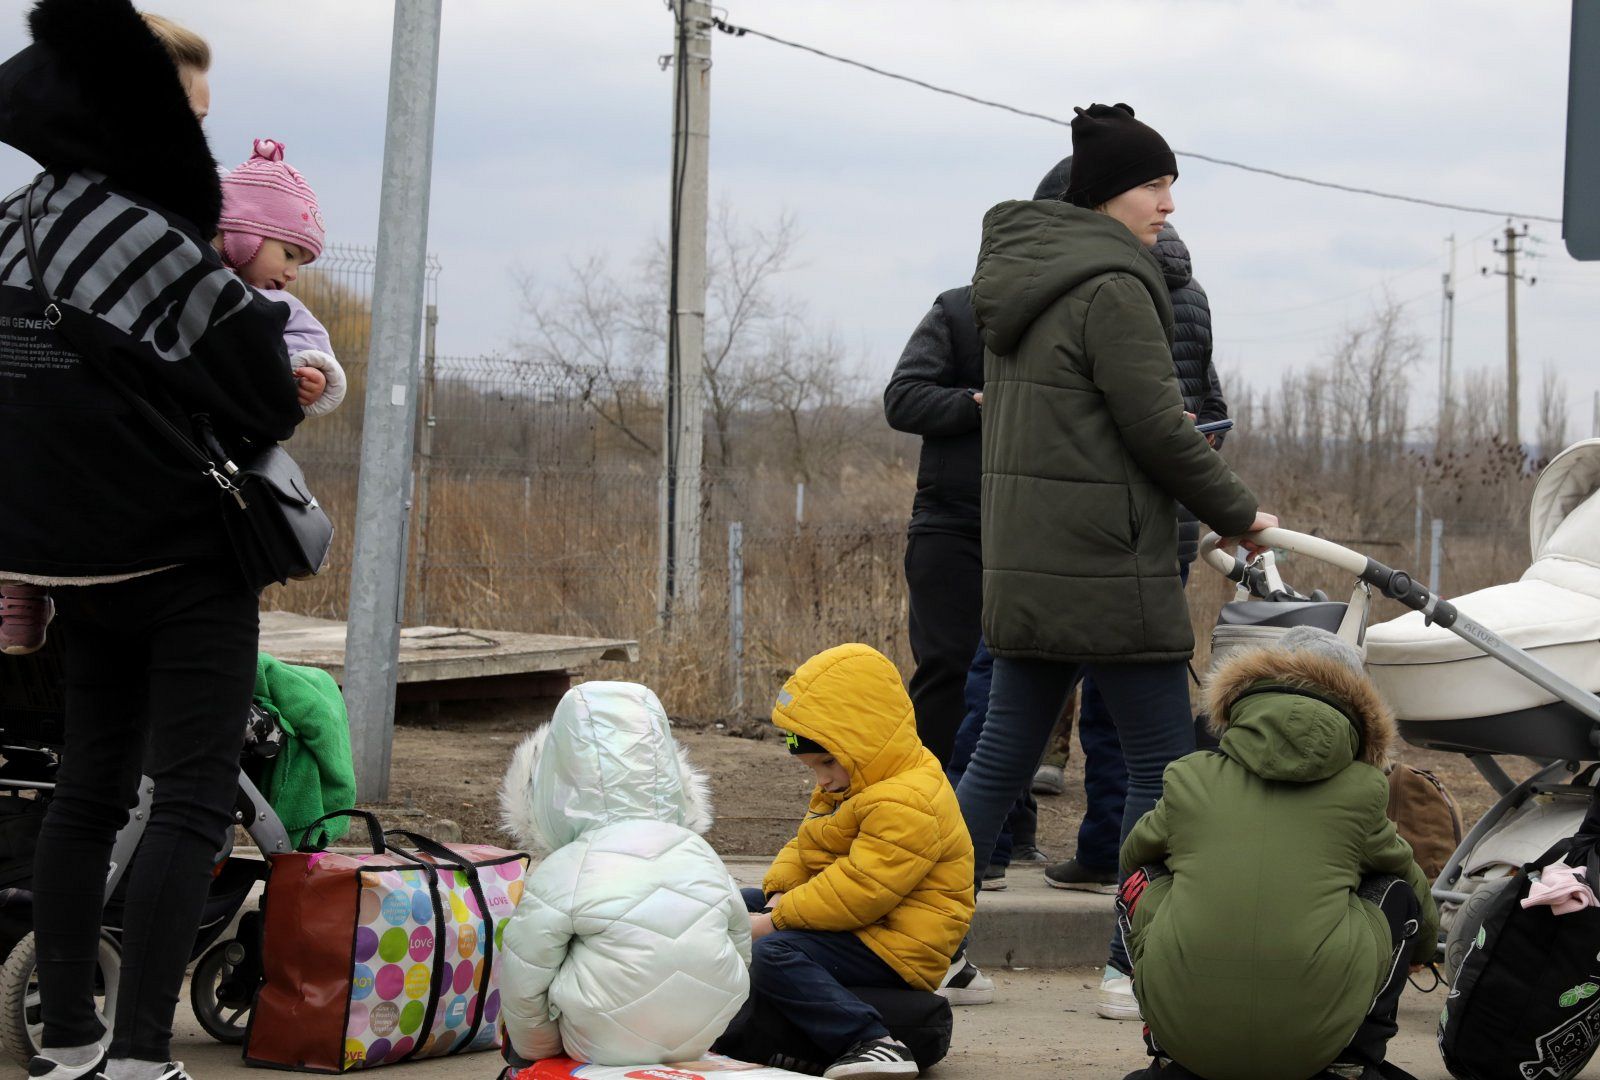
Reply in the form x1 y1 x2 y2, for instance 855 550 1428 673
19 178 244 501
382 829 476 870
297 809 388 855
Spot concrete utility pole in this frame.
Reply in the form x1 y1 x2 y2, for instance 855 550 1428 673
1485 221 1536 446
344 0 443 801
659 0 711 624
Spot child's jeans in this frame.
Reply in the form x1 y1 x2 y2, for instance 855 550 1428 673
742 888 909 1058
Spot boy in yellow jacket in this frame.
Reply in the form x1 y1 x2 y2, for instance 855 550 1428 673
748 644 975 1080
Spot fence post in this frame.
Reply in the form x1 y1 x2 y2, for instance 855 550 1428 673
411 301 439 625
1430 518 1445 595
1413 486 1424 567
728 520 744 716
795 481 805 528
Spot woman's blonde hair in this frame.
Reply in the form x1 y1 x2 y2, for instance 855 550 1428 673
140 12 211 73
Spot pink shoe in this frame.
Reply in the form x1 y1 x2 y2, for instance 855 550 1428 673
0 584 53 655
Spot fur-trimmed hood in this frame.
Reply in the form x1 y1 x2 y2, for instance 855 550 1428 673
1204 647 1396 779
499 681 713 852
0 0 222 235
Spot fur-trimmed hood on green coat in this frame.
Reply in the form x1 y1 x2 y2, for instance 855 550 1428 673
971 200 1257 663
1119 646 1437 1080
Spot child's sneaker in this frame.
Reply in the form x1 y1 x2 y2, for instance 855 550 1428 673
936 952 995 1005
0 584 53 655
1045 857 1119 894
823 1037 918 1079
1096 964 1142 1021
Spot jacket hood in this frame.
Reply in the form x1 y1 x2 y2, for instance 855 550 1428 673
971 199 1167 356
1149 223 1192 291
1203 647 1396 781
771 643 923 801
0 0 222 235
499 681 713 852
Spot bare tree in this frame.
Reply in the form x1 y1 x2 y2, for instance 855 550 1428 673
515 256 660 457
516 206 804 468
1326 297 1420 485
1537 365 1569 463
744 318 862 486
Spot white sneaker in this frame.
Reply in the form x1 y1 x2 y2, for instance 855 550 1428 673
1095 965 1141 1021
936 954 995 1005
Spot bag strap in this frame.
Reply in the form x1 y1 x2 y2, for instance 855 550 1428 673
383 829 473 870
18 178 243 500
297 809 390 855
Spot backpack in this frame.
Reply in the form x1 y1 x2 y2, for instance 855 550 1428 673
1437 776 1600 1080
712 986 951 1074
1386 764 1463 881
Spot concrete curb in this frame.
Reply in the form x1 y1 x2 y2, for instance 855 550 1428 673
722 858 1115 970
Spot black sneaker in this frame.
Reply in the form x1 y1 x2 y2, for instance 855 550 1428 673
936 953 995 1005
1044 857 1118 893
980 863 1008 891
28 1054 105 1080
823 1037 919 1078
1012 843 1050 864
151 1065 195 1080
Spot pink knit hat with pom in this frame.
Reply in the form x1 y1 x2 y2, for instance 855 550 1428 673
218 138 325 269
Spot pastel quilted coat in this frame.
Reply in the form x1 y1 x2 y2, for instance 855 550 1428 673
764 644 975 990
497 682 751 1066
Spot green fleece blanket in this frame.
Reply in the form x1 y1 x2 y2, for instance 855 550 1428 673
254 653 356 848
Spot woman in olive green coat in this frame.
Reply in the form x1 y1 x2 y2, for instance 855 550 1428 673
954 104 1276 1017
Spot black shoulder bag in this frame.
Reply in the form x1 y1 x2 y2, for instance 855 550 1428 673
1437 772 1600 1080
20 178 333 590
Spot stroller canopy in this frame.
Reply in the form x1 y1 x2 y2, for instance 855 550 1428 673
1529 438 1600 562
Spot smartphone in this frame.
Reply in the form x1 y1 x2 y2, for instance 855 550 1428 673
1195 419 1235 435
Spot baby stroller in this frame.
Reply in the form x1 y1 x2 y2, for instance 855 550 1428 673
1197 438 1600 975
0 636 294 1063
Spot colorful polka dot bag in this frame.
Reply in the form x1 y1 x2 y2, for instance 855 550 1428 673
245 811 530 1072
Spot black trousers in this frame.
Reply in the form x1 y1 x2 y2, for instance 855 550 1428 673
35 562 258 1062
903 530 982 768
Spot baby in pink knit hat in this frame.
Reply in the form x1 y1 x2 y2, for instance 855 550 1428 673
215 137 346 418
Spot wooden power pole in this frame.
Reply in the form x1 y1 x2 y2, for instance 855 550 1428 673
1485 221 1536 446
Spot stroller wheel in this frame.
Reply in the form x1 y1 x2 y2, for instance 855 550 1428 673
189 938 255 1045
0 931 120 1065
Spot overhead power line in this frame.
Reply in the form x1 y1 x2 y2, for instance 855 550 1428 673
709 16 1562 225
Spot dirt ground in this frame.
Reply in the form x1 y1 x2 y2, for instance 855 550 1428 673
365 704 1526 857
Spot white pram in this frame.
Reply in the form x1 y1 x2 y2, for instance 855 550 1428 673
1200 439 1600 972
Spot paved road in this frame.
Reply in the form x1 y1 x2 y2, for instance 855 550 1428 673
156 967 1598 1080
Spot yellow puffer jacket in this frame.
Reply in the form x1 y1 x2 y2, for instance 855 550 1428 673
763 644 975 990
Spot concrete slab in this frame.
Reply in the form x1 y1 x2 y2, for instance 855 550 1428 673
164 968 1589 1080
258 611 638 699
724 858 1115 970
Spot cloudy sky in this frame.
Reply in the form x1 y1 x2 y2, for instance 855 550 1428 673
4 1 1598 437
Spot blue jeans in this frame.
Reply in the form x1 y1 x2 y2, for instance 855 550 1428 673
1073 675 1128 872
743 889 909 1058
956 657 1194 971
947 640 1036 867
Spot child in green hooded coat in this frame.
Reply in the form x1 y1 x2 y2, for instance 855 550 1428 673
1118 626 1438 1080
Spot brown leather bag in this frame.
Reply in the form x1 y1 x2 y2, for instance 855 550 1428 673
1385 764 1464 881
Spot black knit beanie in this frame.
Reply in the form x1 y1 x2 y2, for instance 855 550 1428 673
1034 155 1073 201
1064 103 1178 209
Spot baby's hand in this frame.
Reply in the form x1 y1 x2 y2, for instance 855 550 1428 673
749 912 776 941
296 365 327 406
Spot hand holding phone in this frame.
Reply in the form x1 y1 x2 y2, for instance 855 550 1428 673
1195 419 1234 435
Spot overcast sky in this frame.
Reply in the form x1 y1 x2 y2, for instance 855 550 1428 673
4 1 1598 438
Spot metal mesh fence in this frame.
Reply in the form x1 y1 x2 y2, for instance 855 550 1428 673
266 245 1551 721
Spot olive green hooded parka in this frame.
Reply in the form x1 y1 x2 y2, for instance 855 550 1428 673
1121 646 1439 1080
971 200 1258 662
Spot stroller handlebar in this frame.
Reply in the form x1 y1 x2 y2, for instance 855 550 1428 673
1199 528 1451 624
